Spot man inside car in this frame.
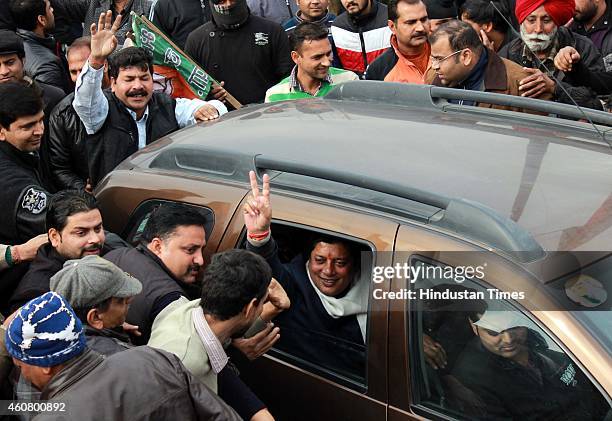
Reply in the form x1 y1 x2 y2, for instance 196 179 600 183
244 171 368 377
450 310 609 419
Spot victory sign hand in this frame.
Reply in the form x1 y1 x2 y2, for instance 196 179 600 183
244 170 271 234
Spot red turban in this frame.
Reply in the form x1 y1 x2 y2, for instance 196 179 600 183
515 0 575 25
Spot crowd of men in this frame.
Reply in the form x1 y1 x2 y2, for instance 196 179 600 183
0 0 611 417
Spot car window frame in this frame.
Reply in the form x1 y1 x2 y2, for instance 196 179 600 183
236 219 378 394
121 199 215 245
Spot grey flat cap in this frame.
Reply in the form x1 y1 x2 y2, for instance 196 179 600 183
50 255 142 308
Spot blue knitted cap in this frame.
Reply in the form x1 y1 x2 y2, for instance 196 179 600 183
5 292 86 367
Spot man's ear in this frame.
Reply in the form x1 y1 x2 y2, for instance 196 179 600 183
243 297 260 320
482 22 493 33
48 228 61 248
110 76 117 92
462 49 473 66
148 237 163 257
0 126 7 141
291 50 300 65
86 308 104 330
387 19 396 35
36 14 46 30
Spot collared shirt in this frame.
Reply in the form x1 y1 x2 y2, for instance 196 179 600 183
521 37 560 77
191 306 228 374
288 65 333 96
73 60 227 148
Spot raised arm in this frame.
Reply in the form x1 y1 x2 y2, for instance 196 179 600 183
72 11 121 134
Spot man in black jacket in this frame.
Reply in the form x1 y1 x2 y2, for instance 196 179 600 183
498 0 605 109
10 0 71 93
571 0 612 71
149 0 211 49
4 292 240 420
185 0 292 105
0 82 50 312
74 11 227 187
104 203 208 345
0 83 49 247
48 36 99 190
9 190 109 311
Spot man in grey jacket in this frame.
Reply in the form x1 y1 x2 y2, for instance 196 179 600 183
5 291 240 420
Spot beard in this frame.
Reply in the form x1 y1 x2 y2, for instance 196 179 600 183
520 24 557 53
574 3 598 23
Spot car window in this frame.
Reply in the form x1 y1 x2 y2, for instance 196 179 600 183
122 200 214 244
240 222 373 389
407 257 611 421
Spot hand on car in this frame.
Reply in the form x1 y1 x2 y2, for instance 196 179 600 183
261 278 290 321
233 322 280 360
244 171 272 235
554 46 580 72
89 11 122 69
423 334 447 370
193 104 220 122
519 68 555 98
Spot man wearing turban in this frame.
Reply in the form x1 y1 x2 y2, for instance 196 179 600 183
498 0 606 109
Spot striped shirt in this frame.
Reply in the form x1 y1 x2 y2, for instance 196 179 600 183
265 66 359 102
192 306 228 374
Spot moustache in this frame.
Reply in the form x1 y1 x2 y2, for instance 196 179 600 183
412 32 427 38
82 244 102 253
126 89 148 97
187 264 201 274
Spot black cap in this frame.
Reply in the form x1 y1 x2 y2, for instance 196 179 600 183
0 30 25 58
423 0 458 19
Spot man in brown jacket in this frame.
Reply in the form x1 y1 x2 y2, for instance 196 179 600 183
425 20 552 111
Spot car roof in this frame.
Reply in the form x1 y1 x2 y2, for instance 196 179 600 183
127 88 612 253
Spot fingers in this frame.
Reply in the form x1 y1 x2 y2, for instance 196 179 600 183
249 170 259 198
97 11 106 32
521 85 545 98
262 173 270 200
194 105 219 121
90 22 98 36
111 14 122 32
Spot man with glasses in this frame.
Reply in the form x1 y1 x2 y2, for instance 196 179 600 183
425 20 551 110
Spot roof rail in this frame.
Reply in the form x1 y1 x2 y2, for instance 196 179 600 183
254 155 451 209
326 81 612 129
255 155 545 262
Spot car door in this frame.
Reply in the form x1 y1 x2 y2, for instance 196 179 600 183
387 224 612 421
217 189 398 421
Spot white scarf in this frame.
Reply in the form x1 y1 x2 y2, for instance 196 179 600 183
305 261 368 342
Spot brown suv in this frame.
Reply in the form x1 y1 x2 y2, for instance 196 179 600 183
96 82 612 420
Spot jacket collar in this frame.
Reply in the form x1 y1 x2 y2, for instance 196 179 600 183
40 348 104 400
295 11 334 25
0 142 41 172
16 29 56 50
482 50 508 91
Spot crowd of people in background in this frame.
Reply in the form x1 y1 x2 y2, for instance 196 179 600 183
0 0 611 417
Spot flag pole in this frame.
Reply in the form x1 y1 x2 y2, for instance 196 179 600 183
133 12 242 109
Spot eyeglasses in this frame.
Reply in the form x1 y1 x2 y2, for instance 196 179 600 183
430 49 465 65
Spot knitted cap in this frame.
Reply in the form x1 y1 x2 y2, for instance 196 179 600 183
5 292 86 367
